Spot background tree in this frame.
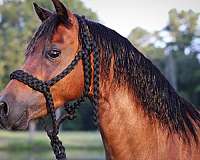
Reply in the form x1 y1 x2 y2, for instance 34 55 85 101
128 9 200 108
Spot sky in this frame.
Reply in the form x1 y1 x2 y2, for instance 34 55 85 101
0 0 199 36
82 0 200 37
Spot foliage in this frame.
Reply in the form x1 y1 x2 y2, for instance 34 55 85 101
128 9 200 107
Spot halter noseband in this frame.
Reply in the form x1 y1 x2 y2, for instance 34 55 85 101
10 16 100 160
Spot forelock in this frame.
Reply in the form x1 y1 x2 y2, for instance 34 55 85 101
25 14 71 56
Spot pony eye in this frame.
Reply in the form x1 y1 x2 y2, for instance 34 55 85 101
47 49 61 59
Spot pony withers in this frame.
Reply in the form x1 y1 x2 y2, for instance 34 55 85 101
0 0 199 159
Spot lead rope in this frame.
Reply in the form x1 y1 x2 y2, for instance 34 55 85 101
10 16 100 160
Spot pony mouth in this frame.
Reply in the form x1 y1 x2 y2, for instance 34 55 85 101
11 110 29 130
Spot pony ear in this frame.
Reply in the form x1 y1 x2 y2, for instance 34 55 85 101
51 0 69 22
33 2 52 22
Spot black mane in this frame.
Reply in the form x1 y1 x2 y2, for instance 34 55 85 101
85 18 200 144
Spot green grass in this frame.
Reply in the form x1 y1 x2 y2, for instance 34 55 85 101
0 131 105 160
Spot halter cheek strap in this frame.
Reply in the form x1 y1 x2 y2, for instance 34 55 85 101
10 16 100 160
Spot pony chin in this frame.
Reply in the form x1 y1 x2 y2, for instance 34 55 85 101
10 110 30 131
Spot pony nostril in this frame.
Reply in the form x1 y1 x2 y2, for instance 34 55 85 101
0 101 9 116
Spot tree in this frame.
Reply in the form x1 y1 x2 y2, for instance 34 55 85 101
163 9 200 106
128 9 200 107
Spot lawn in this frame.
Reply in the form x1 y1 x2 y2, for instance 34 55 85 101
0 131 105 160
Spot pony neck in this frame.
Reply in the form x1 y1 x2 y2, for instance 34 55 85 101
97 85 199 160
98 87 154 159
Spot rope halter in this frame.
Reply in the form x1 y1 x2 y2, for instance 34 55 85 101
10 16 100 160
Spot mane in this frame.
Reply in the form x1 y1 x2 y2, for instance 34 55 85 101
84 18 200 144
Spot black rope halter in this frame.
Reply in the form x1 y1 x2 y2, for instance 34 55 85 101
10 16 100 160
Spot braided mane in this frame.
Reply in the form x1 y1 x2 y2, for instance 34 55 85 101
86 19 200 144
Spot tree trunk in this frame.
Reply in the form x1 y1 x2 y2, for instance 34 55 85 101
28 121 36 144
165 53 177 90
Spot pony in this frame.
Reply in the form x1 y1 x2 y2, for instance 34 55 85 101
0 0 199 159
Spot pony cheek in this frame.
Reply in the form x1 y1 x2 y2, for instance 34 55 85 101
28 105 47 120
50 83 68 109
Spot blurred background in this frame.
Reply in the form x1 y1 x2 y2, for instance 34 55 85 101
0 0 199 160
